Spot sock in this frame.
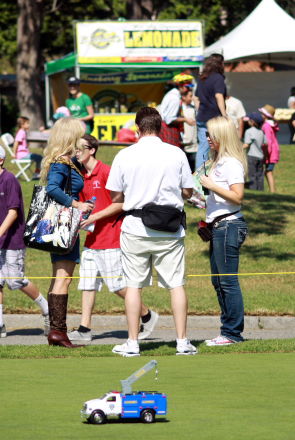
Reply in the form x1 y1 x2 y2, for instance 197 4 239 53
0 305 3 327
34 293 49 315
127 338 139 346
141 310 151 324
78 325 90 332
176 338 187 345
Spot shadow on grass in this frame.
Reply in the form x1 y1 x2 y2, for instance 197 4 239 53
141 340 204 352
186 192 295 261
83 418 169 425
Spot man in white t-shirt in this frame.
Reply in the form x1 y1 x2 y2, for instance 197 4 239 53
226 94 246 139
106 107 197 357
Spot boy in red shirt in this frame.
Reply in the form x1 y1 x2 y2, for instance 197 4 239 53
68 135 158 342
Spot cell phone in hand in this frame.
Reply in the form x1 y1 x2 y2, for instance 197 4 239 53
202 160 210 196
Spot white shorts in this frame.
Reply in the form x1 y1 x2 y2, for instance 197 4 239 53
78 247 125 292
120 232 185 290
0 249 29 290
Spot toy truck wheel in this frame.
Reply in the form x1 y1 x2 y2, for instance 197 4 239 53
140 409 155 424
89 410 106 424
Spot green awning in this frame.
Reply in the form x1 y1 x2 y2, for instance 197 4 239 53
45 52 202 76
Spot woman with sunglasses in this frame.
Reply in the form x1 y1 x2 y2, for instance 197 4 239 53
199 116 248 346
40 118 93 348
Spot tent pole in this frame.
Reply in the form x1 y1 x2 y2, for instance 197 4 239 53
45 74 50 124
75 65 80 79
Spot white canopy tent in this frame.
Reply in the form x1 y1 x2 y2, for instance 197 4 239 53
204 0 295 66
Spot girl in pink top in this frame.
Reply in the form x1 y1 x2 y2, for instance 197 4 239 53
13 117 43 180
259 105 280 193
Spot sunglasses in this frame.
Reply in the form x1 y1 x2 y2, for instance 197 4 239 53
206 131 211 138
81 144 92 150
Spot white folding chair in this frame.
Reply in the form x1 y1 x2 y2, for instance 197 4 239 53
1 133 33 182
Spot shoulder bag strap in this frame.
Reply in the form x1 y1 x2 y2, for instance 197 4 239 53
64 165 72 197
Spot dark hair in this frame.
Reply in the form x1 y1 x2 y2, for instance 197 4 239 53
135 107 162 135
82 134 99 157
290 87 295 96
199 53 224 81
181 89 193 97
17 116 29 130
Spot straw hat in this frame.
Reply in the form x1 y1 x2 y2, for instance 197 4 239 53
258 104 275 119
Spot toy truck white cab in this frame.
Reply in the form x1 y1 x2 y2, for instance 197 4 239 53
80 360 167 424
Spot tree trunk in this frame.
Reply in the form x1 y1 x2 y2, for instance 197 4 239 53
17 0 44 130
126 0 153 19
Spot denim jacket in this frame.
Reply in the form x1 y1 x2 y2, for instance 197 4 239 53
46 162 84 207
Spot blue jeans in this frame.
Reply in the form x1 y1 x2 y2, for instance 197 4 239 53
22 153 42 170
196 121 210 170
210 217 248 342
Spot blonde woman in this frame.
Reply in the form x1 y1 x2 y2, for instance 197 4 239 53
40 118 92 348
200 116 248 346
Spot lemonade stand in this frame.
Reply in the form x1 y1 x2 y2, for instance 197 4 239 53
45 20 204 141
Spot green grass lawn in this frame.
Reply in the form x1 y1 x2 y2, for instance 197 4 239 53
2 144 295 316
2 354 295 440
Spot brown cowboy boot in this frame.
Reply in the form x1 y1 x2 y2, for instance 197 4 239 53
47 293 84 348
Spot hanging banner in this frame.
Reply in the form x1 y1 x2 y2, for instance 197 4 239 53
80 69 181 85
76 21 204 64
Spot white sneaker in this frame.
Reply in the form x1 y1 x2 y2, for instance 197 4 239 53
43 313 50 337
112 339 140 357
138 311 159 340
206 335 235 346
205 335 221 343
176 339 197 355
68 328 92 342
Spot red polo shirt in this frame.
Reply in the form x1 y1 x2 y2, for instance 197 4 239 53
79 160 122 249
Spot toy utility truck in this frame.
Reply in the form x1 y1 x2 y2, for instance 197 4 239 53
80 360 167 424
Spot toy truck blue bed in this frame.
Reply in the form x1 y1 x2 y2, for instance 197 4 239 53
121 392 167 418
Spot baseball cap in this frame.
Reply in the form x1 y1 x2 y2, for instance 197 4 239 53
0 145 6 160
68 77 80 85
246 112 264 125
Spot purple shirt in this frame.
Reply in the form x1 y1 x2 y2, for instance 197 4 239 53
0 169 26 249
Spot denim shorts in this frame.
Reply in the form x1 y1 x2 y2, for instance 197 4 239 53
50 235 80 264
265 163 275 172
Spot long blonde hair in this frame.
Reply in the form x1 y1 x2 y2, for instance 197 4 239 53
40 118 85 184
207 116 248 177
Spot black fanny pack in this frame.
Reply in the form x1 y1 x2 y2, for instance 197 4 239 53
113 204 187 233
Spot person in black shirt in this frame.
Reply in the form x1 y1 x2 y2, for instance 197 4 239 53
195 54 227 169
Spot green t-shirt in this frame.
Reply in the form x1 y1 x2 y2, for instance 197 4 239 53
66 93 93 134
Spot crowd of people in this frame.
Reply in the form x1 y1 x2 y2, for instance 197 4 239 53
0 54 290 351
159 53 281 193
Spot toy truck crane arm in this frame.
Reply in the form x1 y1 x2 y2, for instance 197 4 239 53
120 360 158 394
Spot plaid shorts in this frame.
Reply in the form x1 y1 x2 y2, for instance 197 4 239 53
158 121 181 147
78 247 125 292
0 249 29 290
